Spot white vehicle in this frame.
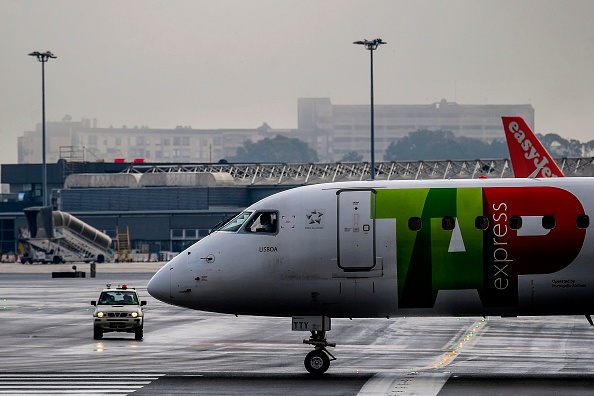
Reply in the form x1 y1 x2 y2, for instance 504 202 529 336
91 284 146 340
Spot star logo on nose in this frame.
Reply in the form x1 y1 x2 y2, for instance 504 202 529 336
306 210 324 225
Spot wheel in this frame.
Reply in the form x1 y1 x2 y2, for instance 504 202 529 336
134 328 143 340
96 255 105 264
93 327 103 340
52 255 62 264
304 350 330 374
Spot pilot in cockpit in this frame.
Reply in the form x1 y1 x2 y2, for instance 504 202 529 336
251 212 276 233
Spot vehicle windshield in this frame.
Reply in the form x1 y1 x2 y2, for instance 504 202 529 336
98 291 139 305
216 211 253 232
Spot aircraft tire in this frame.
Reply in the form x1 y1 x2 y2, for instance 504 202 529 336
93 327 103 340
304 350 330 374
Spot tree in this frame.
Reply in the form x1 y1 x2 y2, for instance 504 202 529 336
340 151 363 162
383 129 509 161
537 133 583 157
227 135 319 163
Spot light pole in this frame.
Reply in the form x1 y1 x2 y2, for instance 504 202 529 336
29 51 57 207
353 38 386 180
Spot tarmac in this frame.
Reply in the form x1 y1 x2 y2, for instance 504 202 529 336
0 261 165 274
3 261 594 394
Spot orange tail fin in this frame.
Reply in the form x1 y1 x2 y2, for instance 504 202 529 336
502 116 564 178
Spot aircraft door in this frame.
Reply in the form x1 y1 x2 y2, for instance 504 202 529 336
337 189 376 271
169 250 195 298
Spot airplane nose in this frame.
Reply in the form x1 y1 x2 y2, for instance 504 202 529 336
147 263 171 303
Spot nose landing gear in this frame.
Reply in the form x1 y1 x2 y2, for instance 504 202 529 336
303 330 336 374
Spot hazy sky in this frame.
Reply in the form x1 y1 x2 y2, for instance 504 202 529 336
2 0 594 164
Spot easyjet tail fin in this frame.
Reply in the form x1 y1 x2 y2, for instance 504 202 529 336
502 116 564 178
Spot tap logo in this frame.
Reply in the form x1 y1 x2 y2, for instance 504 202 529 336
375 186 586 309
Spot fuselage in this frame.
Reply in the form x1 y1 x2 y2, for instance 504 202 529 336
148 177 594 319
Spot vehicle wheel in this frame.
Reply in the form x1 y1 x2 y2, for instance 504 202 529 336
52 255 62 264
96 255 105 264
93 327 103 340
304 350 330 374
135 328 143 340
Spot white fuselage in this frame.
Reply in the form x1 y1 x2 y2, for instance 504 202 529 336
148 177 594 319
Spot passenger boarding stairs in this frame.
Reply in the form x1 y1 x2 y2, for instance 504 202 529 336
21 207 113 264
53 227 109 262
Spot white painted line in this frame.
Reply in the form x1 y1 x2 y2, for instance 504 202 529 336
0 373 163 395
357 372 450 396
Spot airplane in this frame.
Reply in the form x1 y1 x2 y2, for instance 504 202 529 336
148 175 594 374
502 116 565 178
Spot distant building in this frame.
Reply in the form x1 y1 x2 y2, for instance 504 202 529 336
18 117 288 164
297 98 535 162
17 99 534 164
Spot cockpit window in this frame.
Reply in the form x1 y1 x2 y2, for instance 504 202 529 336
245 211 278 234
217 211 253 232
210 212 241 233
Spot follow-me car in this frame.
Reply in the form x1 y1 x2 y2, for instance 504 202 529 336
91 284 146 340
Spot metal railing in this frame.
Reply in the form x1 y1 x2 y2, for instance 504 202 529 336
119 157 594 185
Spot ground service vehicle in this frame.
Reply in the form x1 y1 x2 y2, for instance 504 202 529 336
91 284 146 340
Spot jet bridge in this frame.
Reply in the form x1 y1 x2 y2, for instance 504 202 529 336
19 207 113 264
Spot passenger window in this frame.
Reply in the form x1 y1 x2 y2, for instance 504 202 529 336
408 217 422 231
475 216 489 230
577 214 590 229
246 212 277 234
542 215 556 230
442 217 455 231
509 216 522 230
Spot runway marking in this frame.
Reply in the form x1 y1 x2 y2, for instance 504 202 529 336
0 373 164 395
357 371 450 396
